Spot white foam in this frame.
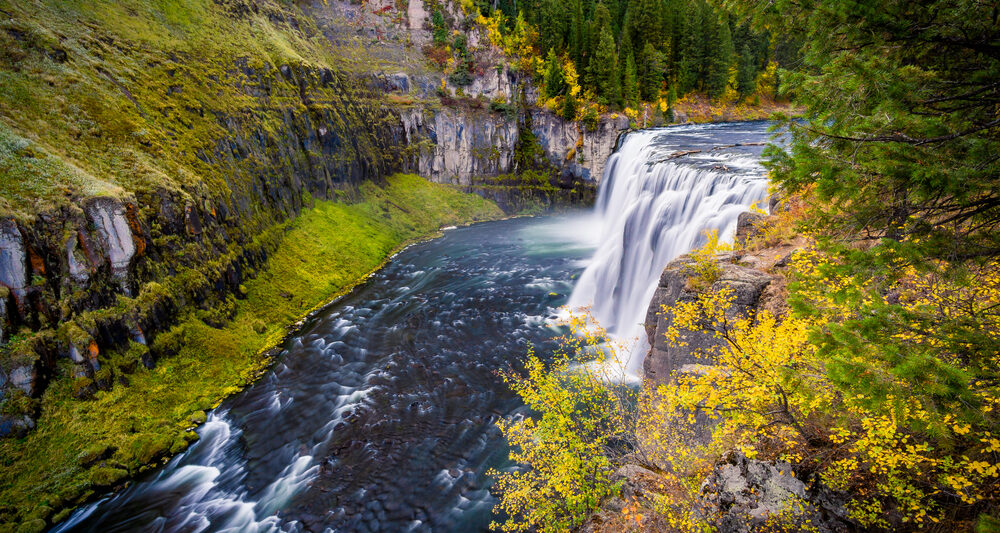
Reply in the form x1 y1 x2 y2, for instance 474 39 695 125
568 127 768 374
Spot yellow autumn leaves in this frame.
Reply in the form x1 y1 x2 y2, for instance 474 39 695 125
491 229 1000 530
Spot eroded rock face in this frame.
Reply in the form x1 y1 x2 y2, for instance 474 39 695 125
643 253 772 387
462 65 515 101
0 294 6 342
401 106 629 186
401 107 518 185
8 365 36 396
532 111 629 182
0 220 27 309
85 198 136 280
697 452 850 532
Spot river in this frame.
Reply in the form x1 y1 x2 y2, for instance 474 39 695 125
55 121 773 532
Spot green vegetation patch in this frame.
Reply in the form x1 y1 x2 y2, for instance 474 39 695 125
0 174 502 528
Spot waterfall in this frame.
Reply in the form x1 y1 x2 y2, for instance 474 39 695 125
568 124 771 375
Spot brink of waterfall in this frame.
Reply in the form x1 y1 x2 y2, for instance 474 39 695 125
568 122 773 375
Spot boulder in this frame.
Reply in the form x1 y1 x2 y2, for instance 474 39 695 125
9 364 37 396
387 72 410 93
0 414 35 438
735 211 766 245
643 254 772 387
768 191 786 213
696 452 850 532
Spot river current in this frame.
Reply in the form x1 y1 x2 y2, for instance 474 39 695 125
56 121 773 532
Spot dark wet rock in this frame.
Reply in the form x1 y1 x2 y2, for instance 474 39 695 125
643 254 772 386
0 414 35 438
769 191 786 213
735 211 766 245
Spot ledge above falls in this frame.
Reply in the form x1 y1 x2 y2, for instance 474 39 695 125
642 252 774 387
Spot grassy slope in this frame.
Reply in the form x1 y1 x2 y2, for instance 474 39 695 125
0 0 376 220
0 174 503 529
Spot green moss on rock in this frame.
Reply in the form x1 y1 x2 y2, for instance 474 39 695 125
75 444 114 467
88 466 128 488
0 174 502 527
14 519 46 533
188 410 207 425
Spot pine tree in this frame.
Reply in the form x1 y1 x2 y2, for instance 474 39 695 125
676 0 704 93
705 14 733 98
584 3 613 92
736 43 756 98
432 9 448 46
535 0 566 54
561 90 578 121
543 48 567 98
590 25 621 108
641 42 665 101
623 52 640 108
568 0 585 68
633 0 661 47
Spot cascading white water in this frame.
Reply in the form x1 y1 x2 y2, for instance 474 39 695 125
568 124 771 375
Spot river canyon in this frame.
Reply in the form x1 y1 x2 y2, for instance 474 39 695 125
52 122 773 532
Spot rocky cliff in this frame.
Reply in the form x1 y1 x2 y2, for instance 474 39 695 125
0 0 629 441
626 211 853 532
396 73 628 187
642 252 774 386
0 56 403 436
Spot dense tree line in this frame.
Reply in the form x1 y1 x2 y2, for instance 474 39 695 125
473 0 791 108
488 0 1000 528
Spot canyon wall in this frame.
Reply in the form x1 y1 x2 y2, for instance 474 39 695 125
0 0 629 438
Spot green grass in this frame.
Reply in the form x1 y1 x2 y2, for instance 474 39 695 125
0 174 503 530
0 0 402 220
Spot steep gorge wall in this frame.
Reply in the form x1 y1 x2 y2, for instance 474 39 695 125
395 71 628 188
0 0 630 438
0 0 410 436
0 66 404 435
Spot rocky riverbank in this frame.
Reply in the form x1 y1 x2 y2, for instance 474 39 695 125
0 0 620 528
0 174 502 530
584 204 855 533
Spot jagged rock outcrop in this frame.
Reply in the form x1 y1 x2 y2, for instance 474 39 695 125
0 220 27 314
532 111 629 182
696 452 851 532
735 211 766 246
86 198 138 284
398 90 628 187
464 65 516 101
643 253 773 387
401 107 518 185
